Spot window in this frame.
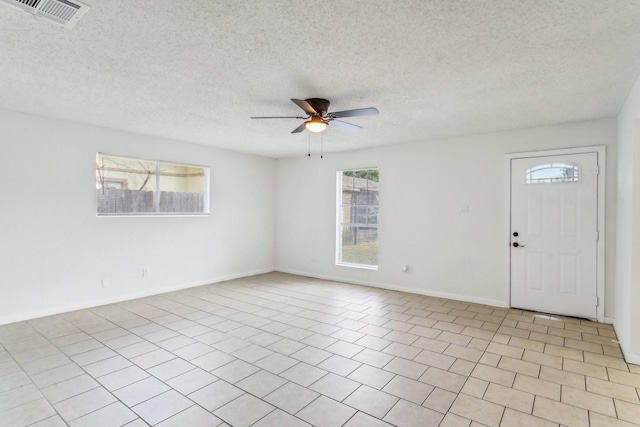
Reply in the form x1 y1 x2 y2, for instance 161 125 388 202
526 163 580 184
337 168 379 269
96 153 209 216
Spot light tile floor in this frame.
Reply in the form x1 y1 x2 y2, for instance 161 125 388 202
1 272 639 426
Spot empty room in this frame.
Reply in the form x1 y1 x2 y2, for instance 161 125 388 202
1 1 640 426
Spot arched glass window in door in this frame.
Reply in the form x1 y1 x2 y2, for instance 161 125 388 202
526 163 580 184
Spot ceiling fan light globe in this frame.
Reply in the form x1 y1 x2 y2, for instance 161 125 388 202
305 117 327 133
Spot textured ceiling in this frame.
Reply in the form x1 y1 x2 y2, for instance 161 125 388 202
1 1 640 158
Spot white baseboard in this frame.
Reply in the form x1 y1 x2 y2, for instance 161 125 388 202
611 323 640 366
625 352 640 366
604 316 615 325
619 341 640 366
0 268 275 325
276 268 508 308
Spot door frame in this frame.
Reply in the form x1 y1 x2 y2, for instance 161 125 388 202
504 146 606 322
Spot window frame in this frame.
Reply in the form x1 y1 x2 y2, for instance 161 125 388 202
336 167 380 270
96 152 210 217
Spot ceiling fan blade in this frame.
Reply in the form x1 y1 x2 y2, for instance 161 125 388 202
291 123 307 133
291 99 317 115
329 107 379 118
329 120 362 131
250 116 306 119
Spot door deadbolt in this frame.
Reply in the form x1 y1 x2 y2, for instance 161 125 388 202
513 232 519 237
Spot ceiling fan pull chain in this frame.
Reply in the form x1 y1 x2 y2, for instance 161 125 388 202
308 133 311 157
321 136 324 159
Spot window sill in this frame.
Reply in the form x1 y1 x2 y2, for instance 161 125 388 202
97 213 209 218
336 262 378 271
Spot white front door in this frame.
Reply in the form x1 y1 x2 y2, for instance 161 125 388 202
510 153 599 319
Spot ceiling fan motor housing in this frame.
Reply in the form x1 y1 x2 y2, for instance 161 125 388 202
306 98 330 116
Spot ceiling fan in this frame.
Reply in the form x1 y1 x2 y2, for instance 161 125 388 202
251 98 379 134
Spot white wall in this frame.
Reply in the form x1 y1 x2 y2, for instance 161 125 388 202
615 75 640 364
277 119 617 314
0 106 626 359
0 109 277 324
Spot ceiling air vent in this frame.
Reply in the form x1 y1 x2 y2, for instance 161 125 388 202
0 0 90 29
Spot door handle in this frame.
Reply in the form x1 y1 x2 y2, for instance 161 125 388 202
512 242 525 248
